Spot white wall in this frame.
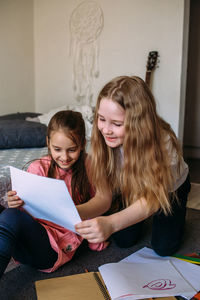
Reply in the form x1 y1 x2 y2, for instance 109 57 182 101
0 0 34 114
34 0 187 136
0 0 188 139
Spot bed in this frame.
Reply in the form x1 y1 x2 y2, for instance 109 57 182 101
0 147 48 206
0 106 94 207
0 112 48 206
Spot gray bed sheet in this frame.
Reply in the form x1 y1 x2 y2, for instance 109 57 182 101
0 147 48 206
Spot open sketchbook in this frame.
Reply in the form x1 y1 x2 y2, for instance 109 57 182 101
35 271 178 300
10 166 81 232
35 259 197 300
98 260 196 300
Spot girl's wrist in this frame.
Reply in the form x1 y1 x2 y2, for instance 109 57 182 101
106 213 121 235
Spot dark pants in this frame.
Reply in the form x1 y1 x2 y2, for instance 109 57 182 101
0 208 58 278
112 175 191 256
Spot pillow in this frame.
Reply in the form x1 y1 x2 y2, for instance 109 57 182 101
27 105 95 141
36 106 67 125
0 112 42 121
0 119 47 149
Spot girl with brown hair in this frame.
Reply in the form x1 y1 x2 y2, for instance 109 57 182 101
0 110 109 278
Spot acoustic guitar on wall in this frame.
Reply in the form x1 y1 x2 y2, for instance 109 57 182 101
145 51 159 88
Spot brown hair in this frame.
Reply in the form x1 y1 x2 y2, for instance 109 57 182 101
47 110 91 203
90 76 182 214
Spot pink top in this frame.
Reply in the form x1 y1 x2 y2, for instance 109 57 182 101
27 156 107 273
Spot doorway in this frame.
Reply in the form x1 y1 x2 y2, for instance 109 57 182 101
183 0 200 183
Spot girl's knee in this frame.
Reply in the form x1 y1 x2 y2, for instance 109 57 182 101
112 230 140 248
1 207 21 218
0 208 24 229
151 240 180 256
112 222 143 248
114 238 138 248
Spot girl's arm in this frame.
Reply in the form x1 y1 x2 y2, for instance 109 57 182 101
76 189 112 220
75 197 157 243
77 155 112 220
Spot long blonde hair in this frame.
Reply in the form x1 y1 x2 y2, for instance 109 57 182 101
90 76 182 214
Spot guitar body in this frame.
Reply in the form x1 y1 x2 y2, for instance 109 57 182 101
145 51 158 88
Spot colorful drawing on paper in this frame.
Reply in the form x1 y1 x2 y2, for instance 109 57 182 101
143 279 176 290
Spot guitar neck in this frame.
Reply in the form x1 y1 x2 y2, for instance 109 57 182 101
145 51 158 89
145 70 152 87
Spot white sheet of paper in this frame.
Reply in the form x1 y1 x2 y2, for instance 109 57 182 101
10 166 81 232
99 260 196 300
121 247 200 299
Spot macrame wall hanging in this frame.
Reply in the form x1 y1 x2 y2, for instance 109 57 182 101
69 1 104 104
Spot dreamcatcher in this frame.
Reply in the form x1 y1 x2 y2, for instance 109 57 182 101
69 1 104 104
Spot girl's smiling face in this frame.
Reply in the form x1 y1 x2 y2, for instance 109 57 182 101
48 130 81 170
97 98 125 148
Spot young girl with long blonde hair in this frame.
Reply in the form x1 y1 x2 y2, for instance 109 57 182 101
76 75 191 256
